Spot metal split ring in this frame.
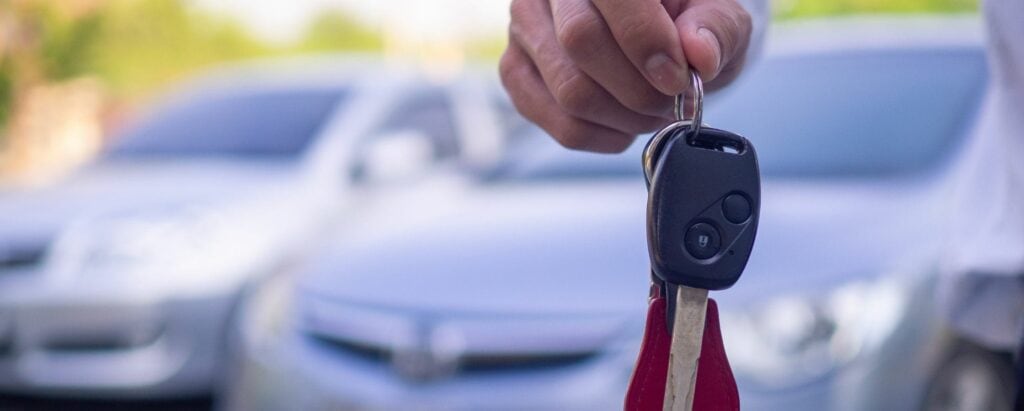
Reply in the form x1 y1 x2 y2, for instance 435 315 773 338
674 71 703 128
643 71 704 185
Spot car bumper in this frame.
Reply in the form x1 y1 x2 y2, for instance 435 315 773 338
227 326 935 411
227 276 949 410
0 284 238 399
227 328 635 411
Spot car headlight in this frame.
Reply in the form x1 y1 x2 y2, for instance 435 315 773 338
240 271 296 353
721 277 908 389
47 206 272 281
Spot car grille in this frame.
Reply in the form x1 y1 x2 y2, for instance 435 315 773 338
310 334 597 374
459 352 597 373
0 313 11 356
0 241 47 270
40 325 164 353
300 297 627 379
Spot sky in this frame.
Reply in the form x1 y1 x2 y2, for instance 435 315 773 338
191 0 513 44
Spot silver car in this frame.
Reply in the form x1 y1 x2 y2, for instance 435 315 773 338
227 18 1012 411
0 58 505 399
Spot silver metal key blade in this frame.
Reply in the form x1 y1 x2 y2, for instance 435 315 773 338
663 285 709 411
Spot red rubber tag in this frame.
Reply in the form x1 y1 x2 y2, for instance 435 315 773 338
624 292 740 411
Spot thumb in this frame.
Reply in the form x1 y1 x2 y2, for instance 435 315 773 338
675 0 752 82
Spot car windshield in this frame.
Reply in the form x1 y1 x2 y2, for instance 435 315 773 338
106 86 346 158
492 48 987 181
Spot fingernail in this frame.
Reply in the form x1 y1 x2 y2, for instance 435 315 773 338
698 28 721 75
644 53 687 95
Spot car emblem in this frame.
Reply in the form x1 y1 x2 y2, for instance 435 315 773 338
390 323 461 382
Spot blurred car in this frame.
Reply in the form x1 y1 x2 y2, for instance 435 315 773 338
226 18 1012 411
0 57 508 399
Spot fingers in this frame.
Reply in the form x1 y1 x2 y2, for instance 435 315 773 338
549 0 674 117
500 42 635 153
503 0 667 151
500 0 755 153
510 0 668 131
590 0 690 96
674 0 752 87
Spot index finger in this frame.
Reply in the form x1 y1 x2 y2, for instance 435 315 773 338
590 0 690 96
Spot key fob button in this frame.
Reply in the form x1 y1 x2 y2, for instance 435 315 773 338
684 222 721 260
722 193 751 224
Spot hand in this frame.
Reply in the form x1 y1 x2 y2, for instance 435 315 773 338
500 0 752 152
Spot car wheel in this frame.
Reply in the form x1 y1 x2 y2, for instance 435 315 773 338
921 341 1015 411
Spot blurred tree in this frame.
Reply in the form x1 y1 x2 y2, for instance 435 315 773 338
87 0 269 95
35 4 104 80
0 0 277 180
0 62 13 133
776 0 977 19
298 11 383 53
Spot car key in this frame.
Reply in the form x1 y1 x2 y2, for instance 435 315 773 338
641 72 760 411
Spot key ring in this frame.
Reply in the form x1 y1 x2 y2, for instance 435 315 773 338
674 71 703 129
643 71 704 185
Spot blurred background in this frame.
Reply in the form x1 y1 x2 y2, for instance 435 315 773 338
2 0 1014 411
0 0 977 183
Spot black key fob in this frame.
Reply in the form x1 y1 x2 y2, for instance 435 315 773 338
647 124 760 290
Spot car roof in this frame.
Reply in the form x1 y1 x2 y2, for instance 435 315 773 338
170 54 418 95
766 15 984 57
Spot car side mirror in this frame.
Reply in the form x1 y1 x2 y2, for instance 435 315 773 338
351 130 435 185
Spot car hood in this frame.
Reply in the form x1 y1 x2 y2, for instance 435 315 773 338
0 159 301 244
299 176 944 317
723 178 945 309
299 179 653 317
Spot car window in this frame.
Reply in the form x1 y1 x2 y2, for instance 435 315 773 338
106 86 346 158
710 48 987 177
491 47 987 181
368 87 459 160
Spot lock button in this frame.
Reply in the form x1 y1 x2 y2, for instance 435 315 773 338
684 222 720 260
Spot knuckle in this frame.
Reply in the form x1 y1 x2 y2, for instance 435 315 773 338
507 0 532 44
508 0 530 23
497 56 538 123
556 11 602 54
507 93 541 129
498 50 519 84
735 10 753 49
620 88 669 117
701 3 750 53
552 72 597 118
737 7 753 34
554 126 593 151
616 15 656 48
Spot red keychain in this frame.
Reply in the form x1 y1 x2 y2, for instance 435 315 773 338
624 287 739 411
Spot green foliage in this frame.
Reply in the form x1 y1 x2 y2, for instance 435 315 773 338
21 4 105 81
8 0 980 101
298 11 383 53
0 60 12 140
86 0 270 95
775 0 978 19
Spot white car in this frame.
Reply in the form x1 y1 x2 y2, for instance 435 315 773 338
225 18 1012 411
0 57 505 399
